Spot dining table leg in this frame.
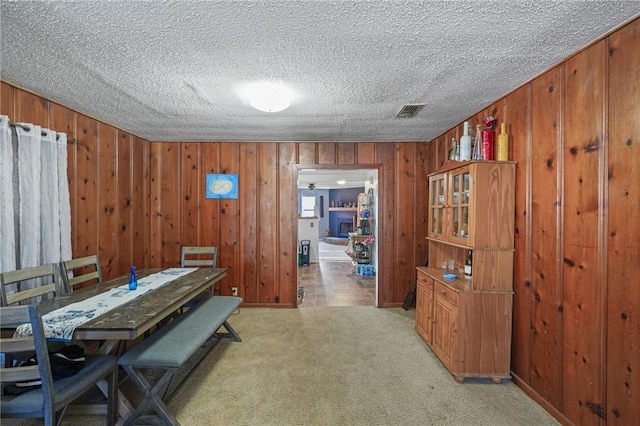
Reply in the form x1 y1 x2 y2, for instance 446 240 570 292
66 339 134 419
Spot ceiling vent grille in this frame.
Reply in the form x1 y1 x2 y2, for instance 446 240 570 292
396 103 425 118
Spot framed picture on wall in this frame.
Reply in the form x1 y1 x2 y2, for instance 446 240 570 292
206 174 238 199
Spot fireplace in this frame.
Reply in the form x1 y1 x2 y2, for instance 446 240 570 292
339 219 353 237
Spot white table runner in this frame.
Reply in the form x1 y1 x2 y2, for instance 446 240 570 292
15 268 197 341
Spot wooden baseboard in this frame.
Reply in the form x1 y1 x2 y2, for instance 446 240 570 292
511 372 574 426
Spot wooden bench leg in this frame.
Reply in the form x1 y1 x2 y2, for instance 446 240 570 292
214 320 242 342
122 365 179 426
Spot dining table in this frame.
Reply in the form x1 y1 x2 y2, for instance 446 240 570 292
36 267 227 342
32 267 228 418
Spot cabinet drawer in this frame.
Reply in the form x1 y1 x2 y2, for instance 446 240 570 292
435 281 458 306
417 272 434 290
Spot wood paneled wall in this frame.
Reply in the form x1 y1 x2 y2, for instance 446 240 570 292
430 17 639 426
146 141 432 307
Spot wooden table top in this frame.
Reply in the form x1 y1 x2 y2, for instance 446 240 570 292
37 268 227 341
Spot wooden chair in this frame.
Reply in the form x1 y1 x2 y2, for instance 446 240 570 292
61 254 103 293
0 305 118 425
179 246 219 305
180 246 218 268
0 264 58 306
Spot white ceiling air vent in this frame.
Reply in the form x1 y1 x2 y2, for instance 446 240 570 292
396 103 426 118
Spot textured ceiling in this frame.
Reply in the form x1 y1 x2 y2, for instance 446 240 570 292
1 1 639 143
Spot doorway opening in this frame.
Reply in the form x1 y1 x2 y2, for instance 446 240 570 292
295 166 379 308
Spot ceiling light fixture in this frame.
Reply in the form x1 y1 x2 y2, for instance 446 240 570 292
337 180 346 185
240 82 294 113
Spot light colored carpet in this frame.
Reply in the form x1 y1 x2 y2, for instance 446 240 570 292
4 307 559 426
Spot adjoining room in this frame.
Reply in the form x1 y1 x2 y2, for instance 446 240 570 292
296 168 377 307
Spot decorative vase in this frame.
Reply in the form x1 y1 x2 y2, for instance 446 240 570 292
472 124 483 160
497 122 509 161
459 121 472 161
482 116 497 161
129 266 138 290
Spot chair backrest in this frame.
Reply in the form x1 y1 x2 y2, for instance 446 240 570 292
0 264 58 306
0 305 57 419
181 246 218 268
61 254 103 292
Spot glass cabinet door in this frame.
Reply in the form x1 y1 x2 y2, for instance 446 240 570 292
447 167 470 243
428 173 447 238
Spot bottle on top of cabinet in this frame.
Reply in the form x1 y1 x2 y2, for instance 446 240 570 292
472 124 483 160
459 121 472 161
482 116 496 161
497 122 509 161
448 137 458 161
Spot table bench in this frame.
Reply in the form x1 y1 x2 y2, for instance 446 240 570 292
117 295 242 426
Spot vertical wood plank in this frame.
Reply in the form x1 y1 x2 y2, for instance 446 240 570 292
337 142 356 164
376 142 395 306
199 143 219 247
48 103 74 135
298 142 316 164
74 114 99 259
415 142 430 269
240 143 258 302
158 143 180 268
14 89 48 126
508 84 532 382
529 65 563 408
117 131 133 272
562 41 606 426
318 143 337 164
356 142 376 164
131 136 146 268
97 123 118 279
0 82 15 116
217 143 240 295
435 135 446 169
607 18 640 425
258 143 278 303
181 143 202 247
278 143 297 305
142 139 151 269
395 143 416 301
148 144 162 268
426 140 437 173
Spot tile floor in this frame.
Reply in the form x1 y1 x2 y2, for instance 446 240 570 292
297 261 376 307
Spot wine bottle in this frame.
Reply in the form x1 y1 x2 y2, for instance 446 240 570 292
497 122 509 161
464 250 472 277
459 121 472 161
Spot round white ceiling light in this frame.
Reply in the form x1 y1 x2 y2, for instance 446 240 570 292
240 82 294 113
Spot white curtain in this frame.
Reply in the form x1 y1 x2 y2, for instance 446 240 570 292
0 114 72 277
0 115 16 272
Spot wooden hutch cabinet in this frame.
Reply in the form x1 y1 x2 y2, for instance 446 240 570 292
416 160 516 383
